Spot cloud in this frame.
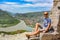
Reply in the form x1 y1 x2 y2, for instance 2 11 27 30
24 0 37 2
0 1 53 13
2 2 19 5
24 0 53 3
0 2 53 8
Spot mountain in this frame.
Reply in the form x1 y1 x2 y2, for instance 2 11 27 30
15 11 50 27
0 9 20 27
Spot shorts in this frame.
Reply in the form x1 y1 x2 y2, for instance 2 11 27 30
39 27 46 31
38 24 54 32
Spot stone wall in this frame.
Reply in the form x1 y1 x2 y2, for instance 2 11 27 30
58 15 60 33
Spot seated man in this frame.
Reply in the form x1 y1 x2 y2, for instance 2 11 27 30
26 12 51 38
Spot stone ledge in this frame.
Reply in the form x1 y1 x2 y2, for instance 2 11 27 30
42 34 60 40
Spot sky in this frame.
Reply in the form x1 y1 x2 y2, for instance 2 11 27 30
0 0 53 13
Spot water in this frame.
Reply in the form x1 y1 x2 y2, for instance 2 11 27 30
0 20 33 32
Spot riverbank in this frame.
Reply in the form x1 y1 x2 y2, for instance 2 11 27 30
0 20 32 32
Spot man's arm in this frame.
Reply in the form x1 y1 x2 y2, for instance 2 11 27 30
44 19 51 33
44 23 51 32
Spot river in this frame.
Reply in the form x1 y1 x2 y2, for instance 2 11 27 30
0 20 33 32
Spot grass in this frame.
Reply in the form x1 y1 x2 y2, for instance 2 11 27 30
0 9 20 28
0 19 20 28
0 30 28 35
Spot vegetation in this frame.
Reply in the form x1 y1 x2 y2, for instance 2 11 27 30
0 9 20 27
0 30 27 35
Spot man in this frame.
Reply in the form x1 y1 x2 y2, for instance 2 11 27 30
26 12 51 37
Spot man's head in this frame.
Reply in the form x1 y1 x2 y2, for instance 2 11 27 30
44 12 49 18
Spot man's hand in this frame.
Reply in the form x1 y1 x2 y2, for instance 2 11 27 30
45 23 51 32
43 31 46 33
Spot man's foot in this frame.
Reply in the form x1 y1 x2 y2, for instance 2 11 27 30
26 34 31 39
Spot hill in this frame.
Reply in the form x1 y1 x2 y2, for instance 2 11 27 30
0 9 20 27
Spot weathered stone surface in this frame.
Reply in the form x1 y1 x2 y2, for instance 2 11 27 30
42 34 60 40
57 15 60 33
53 0 59 6
51 0 60 30
50 0 60 34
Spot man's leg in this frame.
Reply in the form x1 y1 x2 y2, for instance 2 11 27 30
26 23 41 36
26 30 40 39
26 30 40 36
35 23 41 31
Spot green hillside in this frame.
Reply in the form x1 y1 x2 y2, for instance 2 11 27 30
0 9 20 27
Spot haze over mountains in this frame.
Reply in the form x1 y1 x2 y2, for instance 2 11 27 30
0 9 50 28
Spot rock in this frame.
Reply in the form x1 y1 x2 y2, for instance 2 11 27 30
42 34 60 40
57 16 60 33
0 32 31 40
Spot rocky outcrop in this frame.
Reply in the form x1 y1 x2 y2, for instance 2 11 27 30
42 0 60 40
42 34 60 40
0 32 31 40
57 15 60 35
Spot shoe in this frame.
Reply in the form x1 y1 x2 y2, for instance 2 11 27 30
26 34 30 39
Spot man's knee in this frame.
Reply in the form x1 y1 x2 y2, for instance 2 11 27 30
36 23 40 26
